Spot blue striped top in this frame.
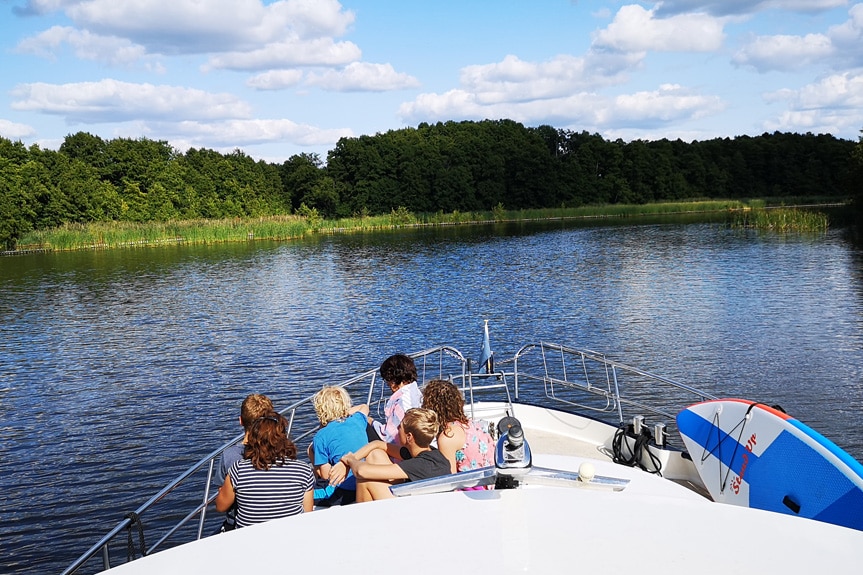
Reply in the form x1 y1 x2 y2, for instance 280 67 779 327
228 457 315 527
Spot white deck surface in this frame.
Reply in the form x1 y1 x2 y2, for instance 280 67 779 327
105 452 863 574
522 427 606 457
99 403 863 574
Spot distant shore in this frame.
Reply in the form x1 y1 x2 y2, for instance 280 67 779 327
4 199 843 255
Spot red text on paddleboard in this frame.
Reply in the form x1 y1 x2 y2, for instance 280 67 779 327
731 433 757 495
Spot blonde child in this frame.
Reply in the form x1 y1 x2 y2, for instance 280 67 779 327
310 386 370 506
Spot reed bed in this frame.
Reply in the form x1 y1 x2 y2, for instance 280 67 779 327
15 200 831 253
729 208 829 232
19 216 311 251
505 200 749 221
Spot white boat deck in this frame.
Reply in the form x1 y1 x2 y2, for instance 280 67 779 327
520 427 606 457
481 401 711 499
104 450 863 575
62 343 863 575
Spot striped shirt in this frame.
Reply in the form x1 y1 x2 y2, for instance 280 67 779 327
228 457 315 527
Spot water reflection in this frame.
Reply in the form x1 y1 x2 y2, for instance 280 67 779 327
2 219 863 574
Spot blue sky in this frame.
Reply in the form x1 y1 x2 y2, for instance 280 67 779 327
1 0 862 163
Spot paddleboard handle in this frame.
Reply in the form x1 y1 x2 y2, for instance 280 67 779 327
783 495 801 514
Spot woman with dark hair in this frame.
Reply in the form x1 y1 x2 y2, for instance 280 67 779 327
215 411 315 527
422 379 493 474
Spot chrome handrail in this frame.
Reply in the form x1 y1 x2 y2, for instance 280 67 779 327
61 341 712 575
61 345 469 575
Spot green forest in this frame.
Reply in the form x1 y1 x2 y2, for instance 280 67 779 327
2 119 862 250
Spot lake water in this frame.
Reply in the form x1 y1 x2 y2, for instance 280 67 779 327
3 217 863 574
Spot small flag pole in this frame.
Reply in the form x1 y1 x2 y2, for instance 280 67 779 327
479 319 493 374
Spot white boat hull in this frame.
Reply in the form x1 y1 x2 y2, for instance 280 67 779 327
105 452 863 574
63 341 863 575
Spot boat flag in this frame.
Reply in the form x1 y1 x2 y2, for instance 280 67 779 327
478 320 494 373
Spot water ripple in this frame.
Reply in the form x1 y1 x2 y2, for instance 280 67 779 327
2 224 863 574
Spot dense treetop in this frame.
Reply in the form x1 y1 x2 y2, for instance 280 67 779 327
1 120 860 249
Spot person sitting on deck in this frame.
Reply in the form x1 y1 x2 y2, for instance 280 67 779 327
215 411 315 527
369 354 423 449
421 379 494 475
214 393 274 531
338 408 451 502
309 386 370 506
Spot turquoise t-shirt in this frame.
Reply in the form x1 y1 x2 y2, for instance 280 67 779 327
312 411 369 491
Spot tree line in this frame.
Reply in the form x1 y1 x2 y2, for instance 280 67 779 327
2 120 861 249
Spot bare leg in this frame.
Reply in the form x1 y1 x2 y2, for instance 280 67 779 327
358 480 396 501
355 447 399 502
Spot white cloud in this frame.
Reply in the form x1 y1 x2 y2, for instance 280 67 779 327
391 48 646 124
762 71 863 134
398 90 598 125
500 93 610 125
733 33 834 71
764 108 860 135
399 89 479 122
0 118 38 140
10 79 252 123
610 84 726 123
592 5 726 52
830 3 863 39
63 0 355 54
15 25 152 67
397 42 725 130
655 0 848 17
459 55 588 103
400 82 725 131
12 0 82 16
247 70 306 91
796 71 863 107
731 3 863 72
15 0 356 62
204 38 362 71
453 52 641 106
170 118 353 147
305 62 420 92
828 3 863 61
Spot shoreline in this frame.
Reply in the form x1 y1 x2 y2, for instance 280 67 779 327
3 200 844 256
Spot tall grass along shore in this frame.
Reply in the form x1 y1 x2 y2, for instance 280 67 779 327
728 207 829 233
8 199 837 254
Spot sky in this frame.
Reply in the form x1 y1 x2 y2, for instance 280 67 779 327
1 0 862 164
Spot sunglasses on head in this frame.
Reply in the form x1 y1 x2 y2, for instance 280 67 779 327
253 415 280 425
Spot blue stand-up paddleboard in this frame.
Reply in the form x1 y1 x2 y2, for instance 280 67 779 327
677 398 863 531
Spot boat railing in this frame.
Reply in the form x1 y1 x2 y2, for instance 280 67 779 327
509 341 716 440
449 342 715 446
61 341 713 575
61 345 469 575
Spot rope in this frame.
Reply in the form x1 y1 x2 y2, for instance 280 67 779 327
124 512 147 562
704 402 761 494
612 423 663 476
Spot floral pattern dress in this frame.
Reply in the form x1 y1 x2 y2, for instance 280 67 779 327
454 419 494 471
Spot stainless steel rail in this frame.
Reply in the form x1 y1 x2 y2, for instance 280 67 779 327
61 341 712 575
61 345 468 575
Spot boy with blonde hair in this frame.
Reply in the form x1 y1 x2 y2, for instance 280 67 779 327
310 386 370 506
339 408 451 502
